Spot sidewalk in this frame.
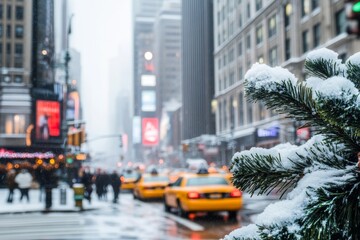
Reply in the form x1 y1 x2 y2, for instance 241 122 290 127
0 187 108 214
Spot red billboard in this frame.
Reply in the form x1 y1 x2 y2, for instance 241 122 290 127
36 100 61 140
142 118 159 146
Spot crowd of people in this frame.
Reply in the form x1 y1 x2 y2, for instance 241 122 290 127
3 166 124 208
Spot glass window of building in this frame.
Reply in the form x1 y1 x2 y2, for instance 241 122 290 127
302 30 309 53
15 44 23 55
1 114 26 134
247 102 253 124
218 34 221 46
14 75 23 83
238 93 244 126
239 13 243 28
256 25 263 45
313 23 321 47
312 0 319 10
0 24 2 37
269 47 277 66
2 75 11 83
335 9 346 35
6 43 11 54
0 4 3 19
223 54 227 66
229 21 234 36
228 48 234 62
259 102 266 120
230 96 235 129
222 6 225 21
246 34 251 49
285 38 291 60
246 3 251 19
255 0 262 11
7 5 11 20
217 11 221 25
238 41 242 56
219 101 223 131
6 24 11 38
15 25 23 38
268 14 277 38
229 71 235 85
224 75 228 89
238 66 243 81
301 0 310 17
223 99 228 129
218 58 222 70
15 6 23 20
284 3 292 28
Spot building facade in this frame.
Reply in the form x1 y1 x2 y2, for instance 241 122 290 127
213 0 360 163
0 0 33 148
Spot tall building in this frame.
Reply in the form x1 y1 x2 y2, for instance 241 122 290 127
132 0 164 162
213 0 360 163
181 0 215 140
0 0 33 148
153 0 182 161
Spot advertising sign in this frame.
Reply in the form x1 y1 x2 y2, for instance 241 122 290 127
256 125 280 140
142 118 159 146
35 100 61 140
141 75 156 86
66 91 80 121
141 90 156 112
133 116 141 144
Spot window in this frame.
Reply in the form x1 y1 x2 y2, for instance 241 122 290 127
302 30 309 53
238 13 243 28
0 114 26 134
238 41 242 56
15 25 23 38
7 5 11 20
246 34 251 49
269 47 277 66
218 34 221 46
218 58 222 70
259 102 266 120
15 6 23 20
224 75 228 89
217 11 221 25
285 38 291 60
284 3 292 27
223 54 227 67
313 23 321 47
246 3 251 19
6 25 11 38
255 0 262 11
14 75 23 83
229 71 235 85
238 93 244 126
219 101 223 130
238 66 243 81
228 48 234 62
222 6 225 21
230 96 235 128
301 0 310 17
335 9 346 35
0 24 2 37
229 21 234 36
6 43 11 54
256 25 263 44
312 0 319 10
268 14 277 38
247 102 253 124
0 4 2 19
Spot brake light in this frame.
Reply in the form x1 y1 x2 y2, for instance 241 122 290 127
187 192 200 199
230 189 242 198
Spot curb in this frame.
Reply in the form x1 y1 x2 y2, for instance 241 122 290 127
0 207 99 215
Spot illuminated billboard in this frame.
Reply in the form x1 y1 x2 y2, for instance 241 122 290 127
141 90 156 112
35 100 61 140
141 75 156 86
142 118 159 146
66 91 80 121
133 116 141 144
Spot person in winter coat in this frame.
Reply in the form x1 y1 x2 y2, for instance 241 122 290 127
42 164 58 210
110 171 122 203
6 169 17 203
15 169 33 202
81 167 93 203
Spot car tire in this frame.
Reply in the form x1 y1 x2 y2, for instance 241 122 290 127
228 211 238 221
177 199 188 218
164 197 171 213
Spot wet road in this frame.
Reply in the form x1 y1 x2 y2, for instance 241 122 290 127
0 192 279 239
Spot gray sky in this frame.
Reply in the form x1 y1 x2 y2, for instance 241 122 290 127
70 0 133 160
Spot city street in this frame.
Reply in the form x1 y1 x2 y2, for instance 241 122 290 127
0 191 279 240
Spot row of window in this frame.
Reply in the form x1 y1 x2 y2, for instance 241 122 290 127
217 94 272 132
0 114 28 135
0 5 24 21
0 24 24 38
1 74 24 84
0 42 24 68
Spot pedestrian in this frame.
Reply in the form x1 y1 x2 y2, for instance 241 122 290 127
6 169 17 203
42 164 58 210
110 171 121 203
95 169 104 200
81 167 93 203
15 169 33 202
101 171 110 201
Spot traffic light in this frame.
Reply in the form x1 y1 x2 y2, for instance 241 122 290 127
346 0 360 35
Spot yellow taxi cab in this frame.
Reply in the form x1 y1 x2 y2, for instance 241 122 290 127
121 170 141 191
163 169 242 220
168 168 188 183
133 171 170 200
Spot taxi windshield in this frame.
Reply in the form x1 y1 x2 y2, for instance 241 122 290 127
143 176 169 182
186 177 228 186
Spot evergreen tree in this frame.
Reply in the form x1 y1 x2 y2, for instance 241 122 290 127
225 48 360 240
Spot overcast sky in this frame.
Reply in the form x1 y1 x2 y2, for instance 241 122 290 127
70 0 133 161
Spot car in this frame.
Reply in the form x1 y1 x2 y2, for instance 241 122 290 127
133 171 170 200
121 170 141 191
163 169 242 220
